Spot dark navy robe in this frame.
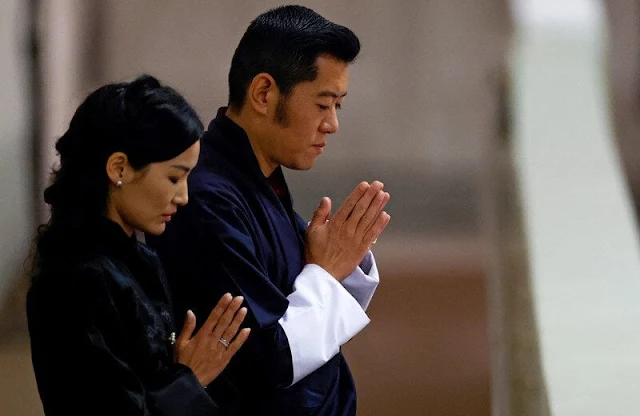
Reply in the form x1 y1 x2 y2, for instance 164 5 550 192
147 108 358 415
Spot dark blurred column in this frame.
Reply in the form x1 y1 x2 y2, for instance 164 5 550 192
602 0 640 217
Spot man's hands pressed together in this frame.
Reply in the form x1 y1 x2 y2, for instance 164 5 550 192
305 181 391 281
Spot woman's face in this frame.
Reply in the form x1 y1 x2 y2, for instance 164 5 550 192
107 141 200 236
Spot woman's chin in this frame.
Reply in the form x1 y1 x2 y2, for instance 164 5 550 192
143 223 166 236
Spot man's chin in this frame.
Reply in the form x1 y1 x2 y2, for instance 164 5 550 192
283 160 316 171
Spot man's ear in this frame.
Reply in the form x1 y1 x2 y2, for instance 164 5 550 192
247 73 280 116
105 152 134 185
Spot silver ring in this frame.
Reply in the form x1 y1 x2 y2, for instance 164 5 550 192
219 338 229 348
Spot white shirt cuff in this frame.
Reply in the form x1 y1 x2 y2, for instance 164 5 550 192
278 264 371 385
340 251 379 311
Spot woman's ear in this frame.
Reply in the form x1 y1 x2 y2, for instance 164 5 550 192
105 152 133 186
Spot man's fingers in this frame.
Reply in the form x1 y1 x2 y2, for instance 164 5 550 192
354 190 387 235
343 181 384 231
331 182 369 225
211 296 244 339
201 293 233 333
361 192 390 235
226 327 251 356
364 211 391 245
176 310 196 347
309 197 331 231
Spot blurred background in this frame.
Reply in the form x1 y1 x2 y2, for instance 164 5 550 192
2 1 640 415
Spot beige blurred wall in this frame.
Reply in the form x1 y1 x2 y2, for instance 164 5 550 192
98 1 510 169
0 2 41 413
0 0 33 328
2 2 514 415
4 1 640 415
94 0 511 240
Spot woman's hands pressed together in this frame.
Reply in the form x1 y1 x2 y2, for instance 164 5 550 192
175 293 251 386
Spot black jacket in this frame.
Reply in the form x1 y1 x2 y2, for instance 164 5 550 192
27 218 218 415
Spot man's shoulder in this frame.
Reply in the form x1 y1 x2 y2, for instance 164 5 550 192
189 165 238 193
187 168 249 211
188 159 261 213
185 142 245 196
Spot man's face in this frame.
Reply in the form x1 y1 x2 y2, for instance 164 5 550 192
263 54 349 171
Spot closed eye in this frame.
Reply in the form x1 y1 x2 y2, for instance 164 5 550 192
169 177 179 184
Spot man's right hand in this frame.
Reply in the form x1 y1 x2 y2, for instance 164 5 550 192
305 181 391 281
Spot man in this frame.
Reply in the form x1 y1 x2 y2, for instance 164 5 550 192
147 5 390 415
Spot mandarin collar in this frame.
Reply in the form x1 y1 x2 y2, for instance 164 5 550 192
206 107 268 183
204 107 296 211
88 216 140 260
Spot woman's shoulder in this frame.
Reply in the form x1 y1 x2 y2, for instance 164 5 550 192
32 252 135 297
27 254 119 324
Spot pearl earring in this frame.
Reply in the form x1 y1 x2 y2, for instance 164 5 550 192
116 180 122 187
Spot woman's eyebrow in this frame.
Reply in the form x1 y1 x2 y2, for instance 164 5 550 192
170 165 191 173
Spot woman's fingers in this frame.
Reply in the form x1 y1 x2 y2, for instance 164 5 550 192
211 296 244 339
176 296 251 387
219 306 248 346
176 310 196 348
201 293 233 333
226 327 251 356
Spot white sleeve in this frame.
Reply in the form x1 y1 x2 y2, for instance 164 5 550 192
340 251 379 311
278 264 371 385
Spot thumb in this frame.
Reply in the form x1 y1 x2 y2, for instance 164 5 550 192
309 197 331 230
177 310 196 347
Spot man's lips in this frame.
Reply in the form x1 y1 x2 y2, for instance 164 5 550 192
313 143 326 153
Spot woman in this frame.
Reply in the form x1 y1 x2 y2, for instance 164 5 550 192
27 74 249 415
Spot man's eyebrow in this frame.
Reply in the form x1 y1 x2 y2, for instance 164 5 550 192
170 164 191 173
317 91 348 98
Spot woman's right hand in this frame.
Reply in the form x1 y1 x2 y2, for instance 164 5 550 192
175 293 251 386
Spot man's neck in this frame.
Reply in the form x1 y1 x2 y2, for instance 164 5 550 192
225 107 277 177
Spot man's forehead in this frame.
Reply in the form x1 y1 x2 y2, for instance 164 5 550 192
317 90 348 99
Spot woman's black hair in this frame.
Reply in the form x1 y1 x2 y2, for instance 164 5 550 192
33 74 203 273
